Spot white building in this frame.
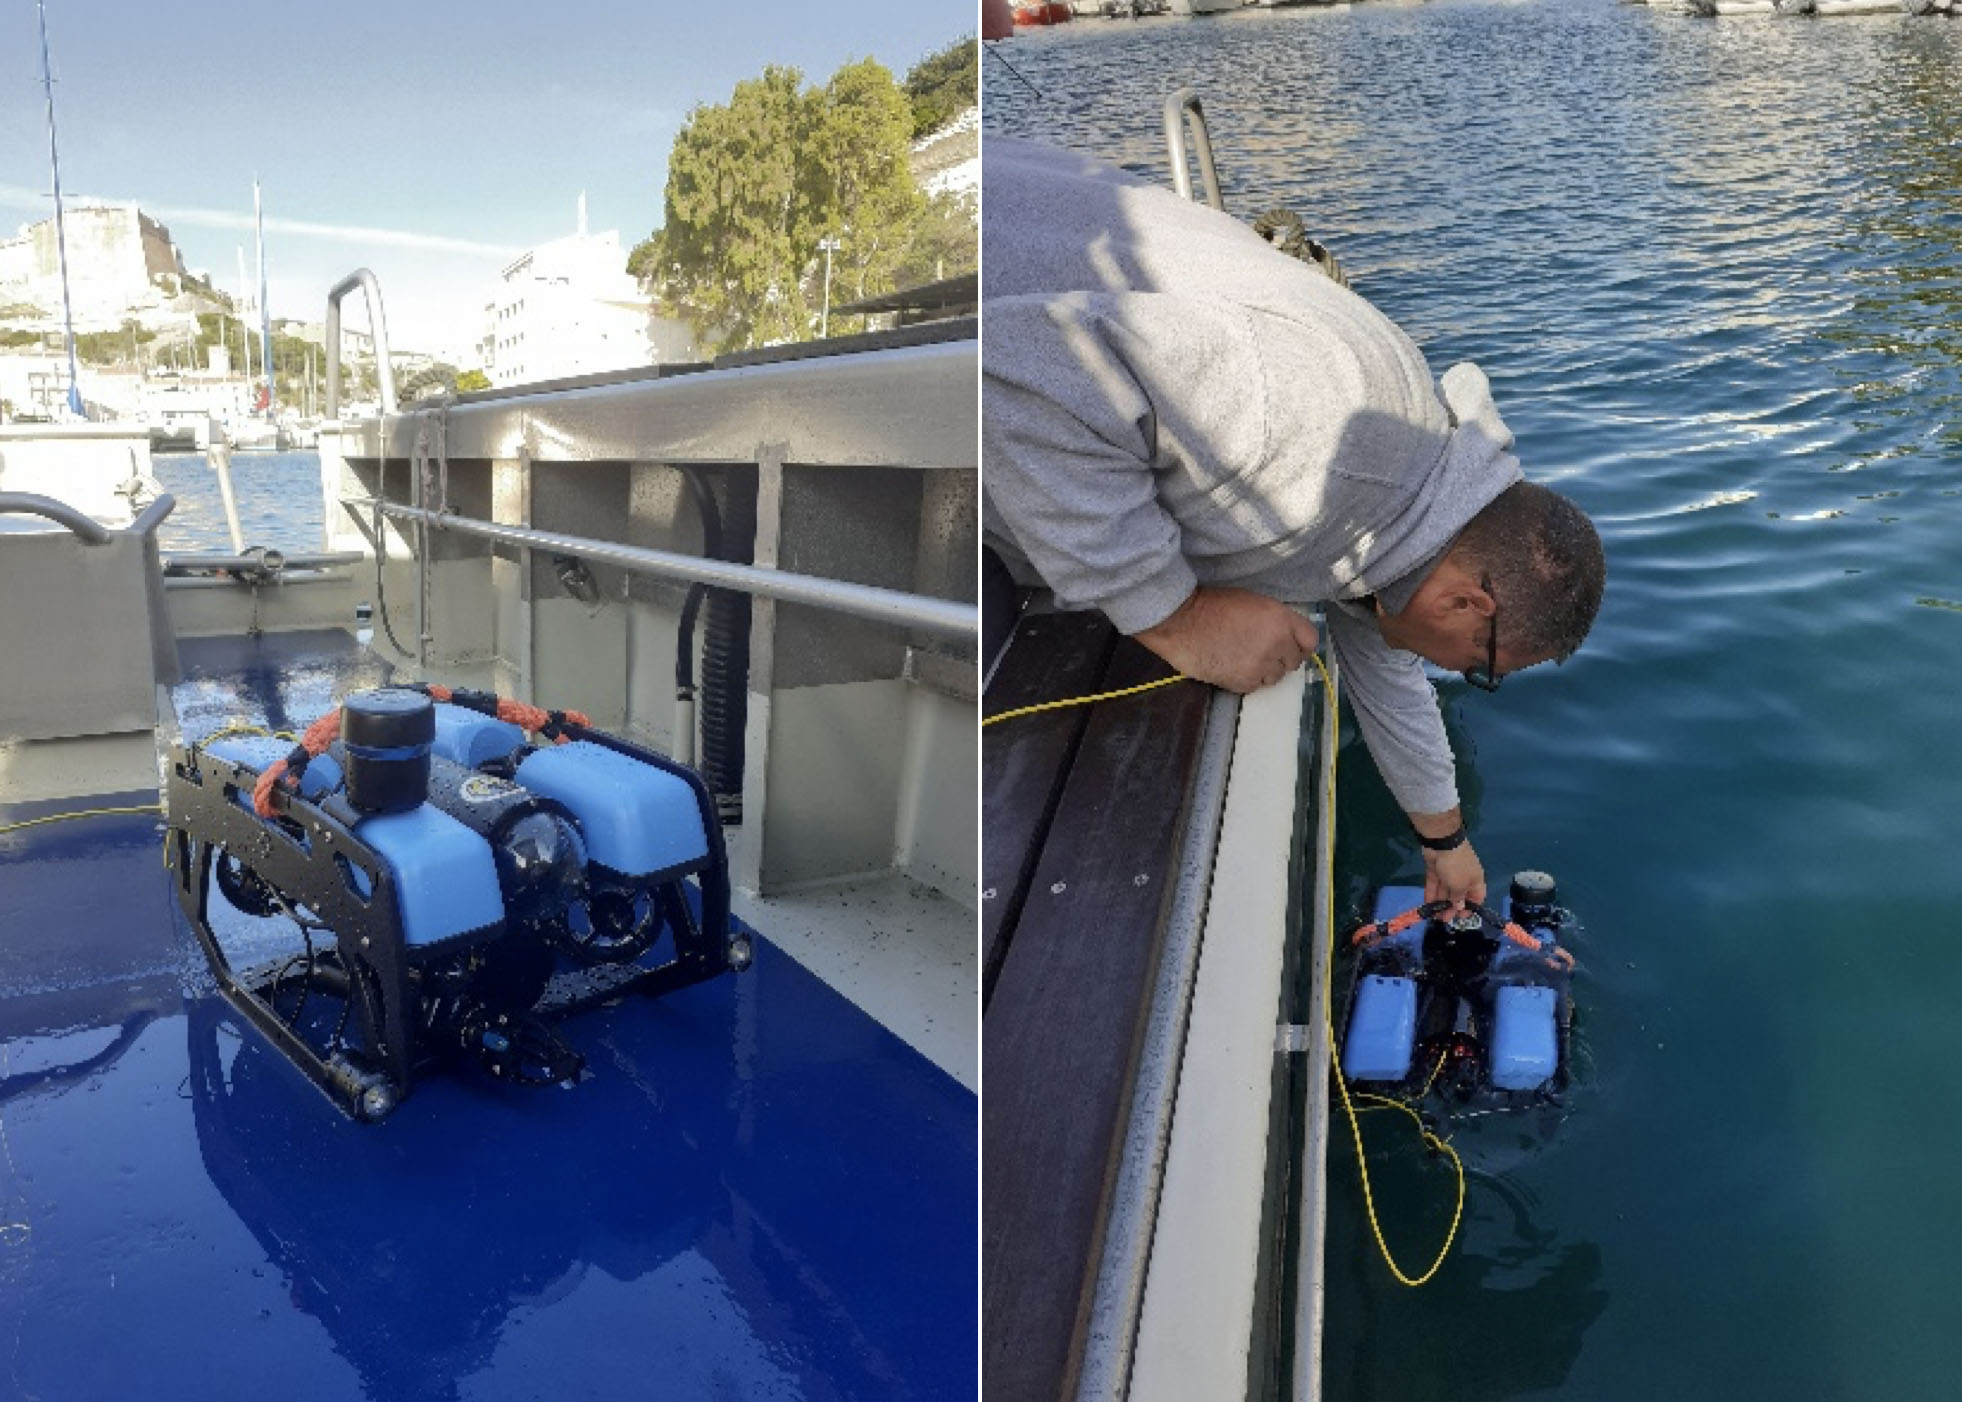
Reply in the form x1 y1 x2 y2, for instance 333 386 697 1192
482 196 697 387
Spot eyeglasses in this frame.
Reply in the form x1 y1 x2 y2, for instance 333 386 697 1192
1463 574 1501 693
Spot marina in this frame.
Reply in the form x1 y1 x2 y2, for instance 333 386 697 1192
988 0 1962 1397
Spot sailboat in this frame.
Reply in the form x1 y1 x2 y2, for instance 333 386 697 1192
223 181 289 451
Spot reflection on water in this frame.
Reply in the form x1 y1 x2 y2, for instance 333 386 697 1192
992 3 1962 1396
152 450 327 554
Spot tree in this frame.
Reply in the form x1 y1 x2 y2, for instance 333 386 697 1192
455 369 491 393
903 38 977 140
640 65 815 352
807 58 925 320
896 189 978 289
633 56 937 353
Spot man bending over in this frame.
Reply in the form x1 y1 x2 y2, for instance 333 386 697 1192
982 139 1605 910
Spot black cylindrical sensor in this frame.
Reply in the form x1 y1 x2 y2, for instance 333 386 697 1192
1509 870 1558 927
340 688 435 814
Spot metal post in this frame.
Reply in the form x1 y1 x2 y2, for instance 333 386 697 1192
819 236 841 339
255 178 274 420
207 443 246 554
36 0 83 420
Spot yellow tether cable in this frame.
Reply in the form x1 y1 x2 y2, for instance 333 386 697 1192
0 805 162 840
981 673 1190 728
1309 651 1466 1288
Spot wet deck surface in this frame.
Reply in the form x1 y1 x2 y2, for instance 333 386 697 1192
0 631 975 1402
981 612 1209 1402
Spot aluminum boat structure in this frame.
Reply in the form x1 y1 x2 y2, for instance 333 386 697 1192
0 271 977 1400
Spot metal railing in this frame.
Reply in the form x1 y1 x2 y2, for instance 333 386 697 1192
351 498 977 643
0 490 174 542
1163 88 1225 210
324 268 398 420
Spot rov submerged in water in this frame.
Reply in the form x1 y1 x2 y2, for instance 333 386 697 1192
165 684 751 1122
1342 871 1576 1106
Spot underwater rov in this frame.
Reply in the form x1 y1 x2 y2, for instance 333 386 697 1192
164 686 752 1122
1342 871 1576 1106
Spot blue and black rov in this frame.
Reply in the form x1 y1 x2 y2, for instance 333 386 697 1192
1341 871 1576 1107
164 685 752 1121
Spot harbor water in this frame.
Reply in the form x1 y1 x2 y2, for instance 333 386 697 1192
152 450 327 555
987 2 1962 1397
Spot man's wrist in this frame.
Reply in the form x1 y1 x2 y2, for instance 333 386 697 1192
1408 808 1468 851
1415 823 1468 853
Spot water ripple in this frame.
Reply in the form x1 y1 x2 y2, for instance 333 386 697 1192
991 5 1962 1397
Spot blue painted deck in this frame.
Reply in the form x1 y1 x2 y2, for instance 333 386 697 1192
0 632 976 1401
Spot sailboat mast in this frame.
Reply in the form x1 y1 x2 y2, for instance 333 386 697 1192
255 178 273 418
36 0 83 419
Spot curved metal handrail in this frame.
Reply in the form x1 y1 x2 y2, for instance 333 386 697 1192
130 493 177 537
324 268 398 420
0 491 111 542
1162 88 1224 211
0 490 174 543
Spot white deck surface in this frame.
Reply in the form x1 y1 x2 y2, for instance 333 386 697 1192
735 874 977 1091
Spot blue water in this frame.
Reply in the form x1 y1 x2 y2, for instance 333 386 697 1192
989 3 1962 1396
152 450 328 555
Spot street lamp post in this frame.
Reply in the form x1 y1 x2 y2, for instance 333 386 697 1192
819 236 841 339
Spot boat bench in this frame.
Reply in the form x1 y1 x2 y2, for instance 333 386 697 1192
981 608 1211 1402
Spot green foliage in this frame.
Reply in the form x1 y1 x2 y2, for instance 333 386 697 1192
0 328 41 349
455 368 491 393
903 38 977 139
640 55 945 353
70 321 159 366
809 58 926 325
650 65 813 352
897 189 979 288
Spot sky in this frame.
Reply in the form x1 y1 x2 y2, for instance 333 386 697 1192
0 0 974 361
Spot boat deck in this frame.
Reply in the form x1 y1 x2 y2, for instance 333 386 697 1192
0 630 976 1401
981 610 1211 1402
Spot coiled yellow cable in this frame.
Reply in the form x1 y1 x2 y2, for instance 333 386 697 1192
1310 652 1466 1288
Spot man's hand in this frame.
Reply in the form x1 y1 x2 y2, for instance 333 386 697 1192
1133 587 1320 694
1422 842 1486 912
1410 807 1485 912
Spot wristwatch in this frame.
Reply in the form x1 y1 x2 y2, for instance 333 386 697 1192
1415 823 1468 853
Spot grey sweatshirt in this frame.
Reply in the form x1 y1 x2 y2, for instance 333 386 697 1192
982 138 1522 815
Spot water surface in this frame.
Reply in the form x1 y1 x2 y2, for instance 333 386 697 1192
989 4 1962 1396
153 450 327 554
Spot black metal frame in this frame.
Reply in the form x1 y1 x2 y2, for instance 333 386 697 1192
166 723 746 1123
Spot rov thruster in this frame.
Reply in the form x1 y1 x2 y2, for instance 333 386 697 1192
1341 871 1576 1105
164 685 752 1121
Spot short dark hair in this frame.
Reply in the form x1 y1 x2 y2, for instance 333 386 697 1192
1450 482 1604 663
